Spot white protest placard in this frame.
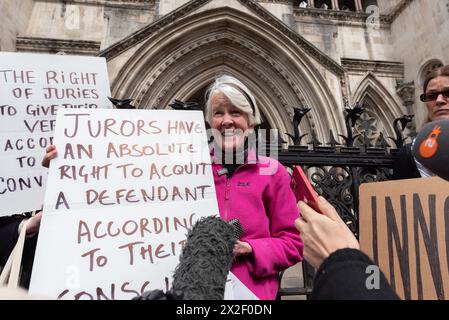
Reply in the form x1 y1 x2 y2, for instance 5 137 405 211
29 109 219 299
0 52 112 216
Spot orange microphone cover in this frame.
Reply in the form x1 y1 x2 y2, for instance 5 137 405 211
413 119 449 181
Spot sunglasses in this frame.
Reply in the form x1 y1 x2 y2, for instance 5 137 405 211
420 89 449 102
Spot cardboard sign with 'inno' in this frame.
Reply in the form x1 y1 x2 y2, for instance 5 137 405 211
359 177 449 300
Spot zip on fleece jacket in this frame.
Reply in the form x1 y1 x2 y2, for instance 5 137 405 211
224 177 231 221
222 162 250 221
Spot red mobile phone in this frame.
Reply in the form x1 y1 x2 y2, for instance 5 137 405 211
291 166 321 213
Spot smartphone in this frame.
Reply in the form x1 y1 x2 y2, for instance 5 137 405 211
291 166 321 213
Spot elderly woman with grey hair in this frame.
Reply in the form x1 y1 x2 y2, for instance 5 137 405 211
204 75 303 300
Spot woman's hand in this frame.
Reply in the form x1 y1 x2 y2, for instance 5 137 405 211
233 240 253 257
18 212 42 237
42 145 58 168
25 212 42 236
295 196 359 269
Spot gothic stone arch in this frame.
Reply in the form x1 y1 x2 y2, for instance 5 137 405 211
106 4 345 143
352 72 403 140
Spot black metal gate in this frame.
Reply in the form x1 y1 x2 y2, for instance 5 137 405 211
275 106 414 299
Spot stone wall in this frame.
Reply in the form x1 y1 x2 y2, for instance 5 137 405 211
157 0 190 16
377 0 401 14
390 0 449 126
0 0 35 51
293 15 393 63
3 0 447 130
23 0 156 50
258 1 294 27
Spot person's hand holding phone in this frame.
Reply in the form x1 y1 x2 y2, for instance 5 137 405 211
295 196 359 269
291 166 320 212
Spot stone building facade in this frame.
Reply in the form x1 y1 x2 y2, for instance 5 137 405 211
1 0 449 143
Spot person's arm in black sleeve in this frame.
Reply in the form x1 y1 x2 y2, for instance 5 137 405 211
392 144 421 180
311 248 400 300
0 216 24 266
295 197 400 300
1 213 41 289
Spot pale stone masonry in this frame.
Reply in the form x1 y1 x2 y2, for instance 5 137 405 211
1 0 448 154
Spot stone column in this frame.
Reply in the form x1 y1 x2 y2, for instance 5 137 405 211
332 0 339 10
308 0 315 8
396 80 417 136
355 0 363 11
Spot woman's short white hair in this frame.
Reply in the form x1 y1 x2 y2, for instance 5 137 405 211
205 75 261 127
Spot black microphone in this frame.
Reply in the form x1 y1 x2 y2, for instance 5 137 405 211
412 119 449 181
170 216 236 300
134 216 236 300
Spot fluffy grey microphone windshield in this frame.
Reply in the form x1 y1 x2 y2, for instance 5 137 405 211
171 216 236 300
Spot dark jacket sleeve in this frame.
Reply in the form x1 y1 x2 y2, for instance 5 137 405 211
392 144 421 180
0 215 39 289
0 216 23 266
311 248 400 300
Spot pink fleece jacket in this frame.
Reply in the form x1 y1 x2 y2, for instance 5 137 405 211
212 153 304 300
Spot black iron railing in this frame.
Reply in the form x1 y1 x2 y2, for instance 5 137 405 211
274 106 413 299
